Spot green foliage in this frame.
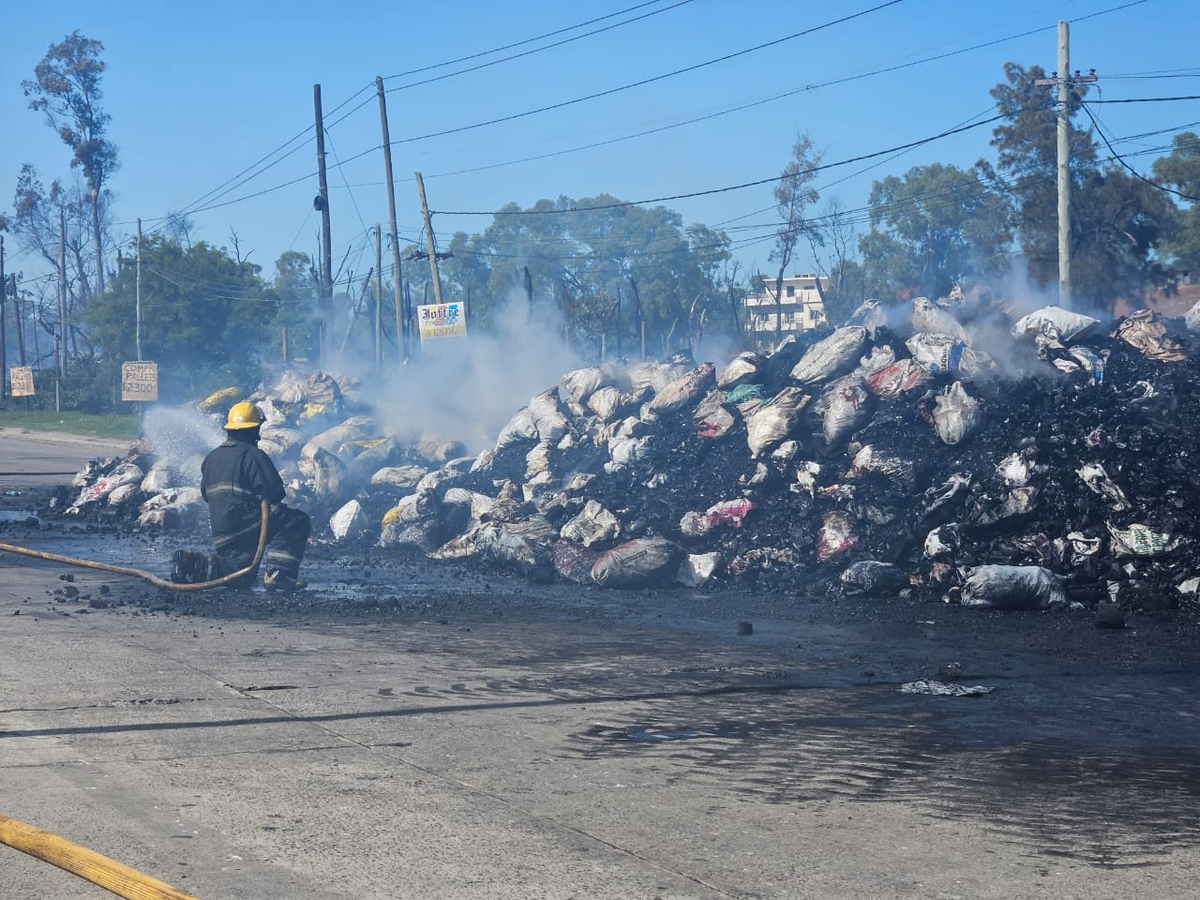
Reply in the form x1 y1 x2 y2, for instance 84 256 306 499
988 61 1173 310
268 250 320 363
85 236 277 403
860 162 1012 300
1153 132 1200 276
22 30 118 197
433 197 735 357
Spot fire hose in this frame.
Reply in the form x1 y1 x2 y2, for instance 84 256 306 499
0 502 270 897
0 498 269 592
0 813 203 900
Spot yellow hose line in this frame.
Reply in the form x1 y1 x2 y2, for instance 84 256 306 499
0 813 204 900
0 499 269 592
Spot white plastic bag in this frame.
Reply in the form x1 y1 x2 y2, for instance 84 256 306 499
789 326 868 384
1013 305 1101 343
717 352 764 389
906 333 980 377
912 296 968 343
745 387 810 457
821 376 872 445
932 382 982 445
560 500 621 548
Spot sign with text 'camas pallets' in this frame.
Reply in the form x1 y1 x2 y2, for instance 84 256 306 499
417 302 467 343
9 367 34 398
121 361 158 402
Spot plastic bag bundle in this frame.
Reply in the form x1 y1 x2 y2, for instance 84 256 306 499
847 444 914 484
677 552 722 587
560 366 616 405
1013 305 1101 343
587 386 622 421
839 560 907 596
1185 299 1200 334
906 333 980 377
932 382 982 445
591 537 684 588
553 539 603 584
960 565 1066 609
1076 463 1131 511
853 345 896 379
330 499 369 542
912 296 968 343
821 376 873 445
529 388 571 442
560 500 621 547
679 498 755 538
745 387 810 457
864 358 930 398
789 326 869 384
816 510 858 562
648 363 716 416
717 352 764 389
694 391 736 439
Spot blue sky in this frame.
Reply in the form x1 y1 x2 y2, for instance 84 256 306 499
3 0 1197 292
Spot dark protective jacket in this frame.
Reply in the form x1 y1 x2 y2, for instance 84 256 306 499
200 439 286 552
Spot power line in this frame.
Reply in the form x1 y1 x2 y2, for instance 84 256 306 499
381 0 698 96
1080 103 1200 202
433 115 1004 217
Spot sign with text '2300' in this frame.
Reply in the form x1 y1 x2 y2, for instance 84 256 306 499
121 361 159 402
9 366 35 398
417 302 467 342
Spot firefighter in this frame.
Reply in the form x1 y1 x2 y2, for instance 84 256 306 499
170 402 311 590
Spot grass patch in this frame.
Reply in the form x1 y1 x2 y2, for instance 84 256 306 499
0 409 140 441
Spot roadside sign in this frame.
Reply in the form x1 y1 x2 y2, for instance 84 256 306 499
121 361 158 402
9 366 34 398
417 302 467 342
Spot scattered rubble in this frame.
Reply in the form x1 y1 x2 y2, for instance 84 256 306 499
55 295 1200 620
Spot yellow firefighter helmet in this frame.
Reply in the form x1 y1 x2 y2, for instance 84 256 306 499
224 401 265 431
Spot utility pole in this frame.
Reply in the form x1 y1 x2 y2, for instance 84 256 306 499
135 218 143 361
374 223 383 374
376 76 406 364
10 275 23 366
0 235 7 402
414 171 445 307
1034 21 1097 310
59 209 68 378
314 84 333 364
629 277 645 360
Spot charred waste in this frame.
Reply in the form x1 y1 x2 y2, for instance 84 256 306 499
51 291 1200 618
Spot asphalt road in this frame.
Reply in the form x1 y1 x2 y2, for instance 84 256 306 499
2 433 1200 899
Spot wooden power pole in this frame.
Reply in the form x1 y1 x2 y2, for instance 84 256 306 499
59 209 67 378
1035 21 1096 310
0 236 7 402
135 218 143 361
314 84 333 364
414 172 445 308
376 76 406 364
374 223 383 373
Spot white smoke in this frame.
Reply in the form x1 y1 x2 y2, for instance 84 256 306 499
359 291 589 452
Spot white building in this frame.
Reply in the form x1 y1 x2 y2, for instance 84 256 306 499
744 273 829 338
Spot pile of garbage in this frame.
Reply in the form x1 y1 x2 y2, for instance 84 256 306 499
59 291 1200 614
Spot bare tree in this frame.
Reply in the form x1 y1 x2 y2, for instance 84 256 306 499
769 134 823 346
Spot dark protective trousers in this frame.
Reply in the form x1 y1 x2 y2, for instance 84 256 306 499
214 503 311 587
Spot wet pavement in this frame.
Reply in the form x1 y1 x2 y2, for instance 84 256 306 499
3 451 1200 898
